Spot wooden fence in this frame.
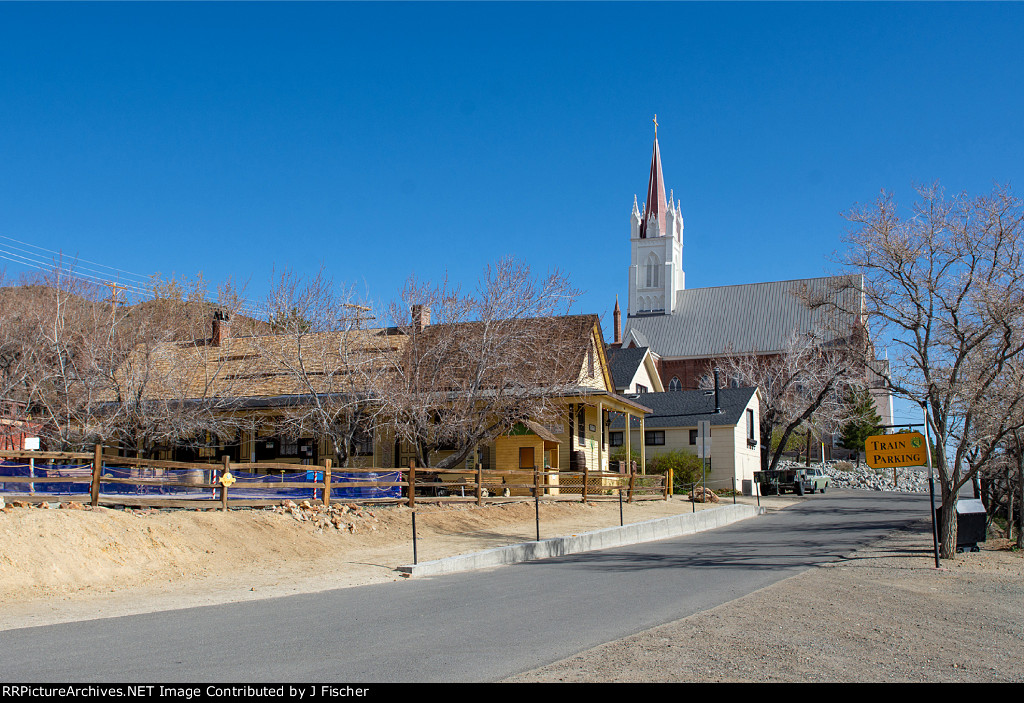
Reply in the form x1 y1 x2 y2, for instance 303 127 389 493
0 447 667 510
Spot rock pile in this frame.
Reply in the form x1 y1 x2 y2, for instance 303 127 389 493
273 499 380 533
777 460 930 493
689 486 720 503
0 499 90 512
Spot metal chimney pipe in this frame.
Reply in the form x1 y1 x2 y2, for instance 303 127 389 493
713 366 721 414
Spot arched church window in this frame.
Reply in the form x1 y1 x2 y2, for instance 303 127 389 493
645 253 661 289
669 377 681 391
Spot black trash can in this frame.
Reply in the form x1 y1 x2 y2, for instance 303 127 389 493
935 498 987 552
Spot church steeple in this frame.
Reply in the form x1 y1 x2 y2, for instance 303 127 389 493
628 117 685 317
640 119 670 239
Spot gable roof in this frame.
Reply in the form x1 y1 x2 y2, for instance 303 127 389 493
622 275 862 359
609 387 757 429
121 314 610 403
605 345 650 391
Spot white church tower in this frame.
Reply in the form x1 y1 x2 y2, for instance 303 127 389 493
628 119 684 317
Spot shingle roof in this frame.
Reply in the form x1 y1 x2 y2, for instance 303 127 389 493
609 387 756 429
605 345 649 391
121 314 606 402
622 275 862 358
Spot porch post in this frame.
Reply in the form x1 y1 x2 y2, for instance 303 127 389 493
597 400 604 474
640 415 646 475
624 411 631 474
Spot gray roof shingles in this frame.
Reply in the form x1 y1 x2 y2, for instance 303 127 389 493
605 345 649 391
609 387 756 429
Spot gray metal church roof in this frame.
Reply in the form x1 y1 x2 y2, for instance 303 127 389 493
622 275 862 358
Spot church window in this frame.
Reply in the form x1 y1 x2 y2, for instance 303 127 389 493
645 253 661 289
669 377 681 391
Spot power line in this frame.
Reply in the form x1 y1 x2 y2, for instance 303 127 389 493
0 235 271 319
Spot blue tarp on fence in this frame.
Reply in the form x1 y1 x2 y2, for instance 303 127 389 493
0 462 92 494
0 461 402 501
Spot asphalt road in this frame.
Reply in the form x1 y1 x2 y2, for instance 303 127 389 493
1 489 931 683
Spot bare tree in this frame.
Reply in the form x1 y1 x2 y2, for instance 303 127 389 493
839 183 1024 557
95 273 252 456
252 267 391 468
379 257 585 469
4 262 251 455
710 329 862 472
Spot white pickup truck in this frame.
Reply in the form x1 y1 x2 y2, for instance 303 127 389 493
804 466 830 493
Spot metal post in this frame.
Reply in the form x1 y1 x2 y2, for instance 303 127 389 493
702 457 707 498
732 476 736 504
412 511 418 565
923 401 940 567
619 484 624 526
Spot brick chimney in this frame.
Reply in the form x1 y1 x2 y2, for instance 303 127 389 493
211 310 231 347
613 296 622 345
411 304 431 332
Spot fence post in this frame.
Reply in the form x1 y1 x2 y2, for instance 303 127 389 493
90 444 102 506
582 464 589 503
324 458 332 508
628 468 636 503
476 462 483 506
534 466 540 542
220 455 230 512
408 459 416 509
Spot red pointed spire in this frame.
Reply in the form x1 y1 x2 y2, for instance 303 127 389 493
640 117 669 239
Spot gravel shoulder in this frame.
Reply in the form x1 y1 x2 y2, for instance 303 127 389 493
505 520 1024 683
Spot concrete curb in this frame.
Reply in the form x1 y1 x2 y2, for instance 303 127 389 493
397 503 766 578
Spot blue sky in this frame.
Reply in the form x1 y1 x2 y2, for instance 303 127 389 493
2 2 1022 424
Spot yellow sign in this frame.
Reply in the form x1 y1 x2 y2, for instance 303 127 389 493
865 433 927 469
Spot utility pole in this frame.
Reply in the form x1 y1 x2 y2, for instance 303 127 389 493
105 281 127 317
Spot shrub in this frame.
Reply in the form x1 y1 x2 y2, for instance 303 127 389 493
647 450 705 488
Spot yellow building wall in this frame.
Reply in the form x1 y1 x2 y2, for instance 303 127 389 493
555 403 610 474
